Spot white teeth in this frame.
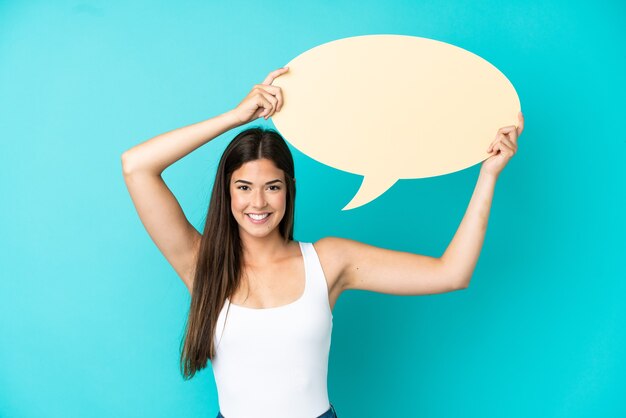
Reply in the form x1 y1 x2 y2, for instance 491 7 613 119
248 213 269 220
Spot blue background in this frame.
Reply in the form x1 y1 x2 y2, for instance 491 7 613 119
1 1 625 417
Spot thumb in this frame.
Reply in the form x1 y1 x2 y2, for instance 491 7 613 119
516 111 525 135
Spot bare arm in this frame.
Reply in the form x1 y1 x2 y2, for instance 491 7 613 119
325 112 524 296
121 111 242 292
440 112 525 287
121 111 241 175
121 68 288 293
323 171 497 296
438 170 496 288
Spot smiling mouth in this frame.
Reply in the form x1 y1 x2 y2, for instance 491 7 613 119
246 213 271 221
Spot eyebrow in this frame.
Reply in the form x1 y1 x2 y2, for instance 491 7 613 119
234 179 284 185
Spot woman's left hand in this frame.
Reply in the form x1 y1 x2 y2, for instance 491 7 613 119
481 111 525 179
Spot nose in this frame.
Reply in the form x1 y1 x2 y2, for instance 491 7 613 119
252 188 267 209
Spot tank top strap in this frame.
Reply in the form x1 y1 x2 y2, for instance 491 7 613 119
299 241 332 314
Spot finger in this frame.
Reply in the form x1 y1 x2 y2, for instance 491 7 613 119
488 132 518 154
276 88 284 112
255 84 281 95
516 111 525 136
493 141 515 158
504 126 519 145
498 126 517 146
498 125 517 134
255 94 273 118
487 132 506 153
259 91 278 117
262 66 290 85
491 125 519 151
500 136 517 153
261 93 277 120
254 84 284 111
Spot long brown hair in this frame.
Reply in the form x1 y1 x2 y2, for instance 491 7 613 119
179 127 296 380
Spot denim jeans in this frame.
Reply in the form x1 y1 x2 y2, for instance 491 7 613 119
216 402 338 418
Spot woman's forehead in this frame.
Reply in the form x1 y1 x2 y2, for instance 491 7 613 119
232 159 284 180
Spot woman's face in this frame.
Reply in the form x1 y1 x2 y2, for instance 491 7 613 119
230 158 287 240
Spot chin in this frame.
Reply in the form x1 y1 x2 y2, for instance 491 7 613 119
241 228 278 239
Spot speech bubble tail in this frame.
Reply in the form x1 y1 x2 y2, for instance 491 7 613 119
342 176 398 211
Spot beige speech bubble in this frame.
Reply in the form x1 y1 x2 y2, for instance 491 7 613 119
271 34 521 210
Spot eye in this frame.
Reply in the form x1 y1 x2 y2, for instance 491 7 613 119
237 185 249 191
269 185 281 191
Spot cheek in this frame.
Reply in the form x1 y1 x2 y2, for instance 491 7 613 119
276 193 288 212
230 192 244 213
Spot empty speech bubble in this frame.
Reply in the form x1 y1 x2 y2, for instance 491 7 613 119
271 34 521 210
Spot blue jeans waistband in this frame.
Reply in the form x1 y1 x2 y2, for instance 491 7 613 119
216 403 337 418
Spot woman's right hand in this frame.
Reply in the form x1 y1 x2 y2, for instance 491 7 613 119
231 67 289 125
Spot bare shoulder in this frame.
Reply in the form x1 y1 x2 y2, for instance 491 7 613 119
311 236 356 292
312 236 353 253
313 236 365 255
313 236 453 296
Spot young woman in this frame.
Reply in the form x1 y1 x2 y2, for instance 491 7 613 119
121 67 524 418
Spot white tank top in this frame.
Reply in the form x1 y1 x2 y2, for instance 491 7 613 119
211 241 334 418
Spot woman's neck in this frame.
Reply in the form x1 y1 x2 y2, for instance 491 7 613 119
240 230 292 266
